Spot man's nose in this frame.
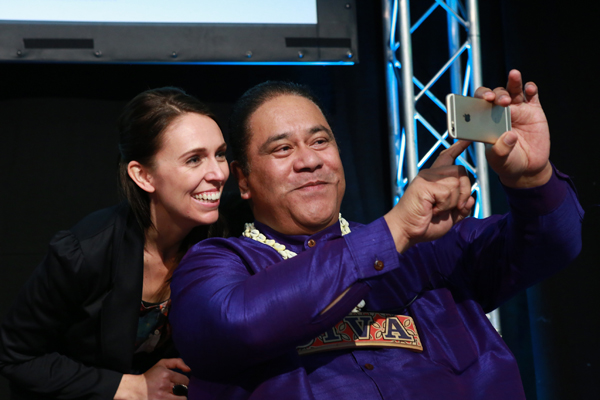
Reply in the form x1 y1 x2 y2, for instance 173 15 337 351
293 145 323 172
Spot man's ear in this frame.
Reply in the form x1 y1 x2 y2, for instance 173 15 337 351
127 161 156 193
231 161 251 200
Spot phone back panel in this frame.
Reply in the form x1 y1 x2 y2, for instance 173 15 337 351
446 94 511 144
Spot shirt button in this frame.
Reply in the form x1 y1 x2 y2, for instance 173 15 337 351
307 239 316 248
374 260 384 271
364 363 374 370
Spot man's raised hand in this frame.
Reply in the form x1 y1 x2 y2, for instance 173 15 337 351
384 140 475 253
475 69 552 188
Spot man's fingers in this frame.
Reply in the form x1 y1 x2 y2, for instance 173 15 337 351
473 86 494 100
429 172 471 215
426 166 472 219
491 70 526 107
489 131 518 159
431 140 472 168
458 173 472 209
505 69 526 103
473 69 532 108
452 196 475 223
506 69 524 92
386 168 475 251
491 86 513 107
431 184 460 216
524 81 540 105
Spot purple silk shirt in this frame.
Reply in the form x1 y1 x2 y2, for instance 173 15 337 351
171 169 583 400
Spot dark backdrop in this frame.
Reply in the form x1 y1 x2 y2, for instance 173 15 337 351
0 1 598 399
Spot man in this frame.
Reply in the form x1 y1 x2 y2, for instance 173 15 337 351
170 70 583 399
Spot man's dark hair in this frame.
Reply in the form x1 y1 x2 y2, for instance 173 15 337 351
229 81 327 174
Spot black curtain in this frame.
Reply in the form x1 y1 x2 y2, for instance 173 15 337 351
493 1 600 399
0 1 598 398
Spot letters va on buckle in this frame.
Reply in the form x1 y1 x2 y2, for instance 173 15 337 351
297 312 423 355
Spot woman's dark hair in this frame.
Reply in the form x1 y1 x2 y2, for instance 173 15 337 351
118 87 218 233
229 81 326 174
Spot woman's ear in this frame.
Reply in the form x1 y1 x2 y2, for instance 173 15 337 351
231 161 251 200
127 161 156 193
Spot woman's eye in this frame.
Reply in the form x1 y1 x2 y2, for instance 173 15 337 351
216 152 227 160
187 156 200 164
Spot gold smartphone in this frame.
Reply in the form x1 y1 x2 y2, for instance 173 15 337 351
446 94 511 144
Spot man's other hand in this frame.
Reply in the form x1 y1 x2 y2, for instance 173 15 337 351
475 69 552 188
384 140 475 253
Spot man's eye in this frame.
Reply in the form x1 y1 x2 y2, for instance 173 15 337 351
274 145 292 153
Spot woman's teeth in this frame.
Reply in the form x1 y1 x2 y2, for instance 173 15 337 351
193 192 221 202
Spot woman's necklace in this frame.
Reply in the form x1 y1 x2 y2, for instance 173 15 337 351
242 214 364 312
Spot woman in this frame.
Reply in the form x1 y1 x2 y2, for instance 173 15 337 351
0 88 229 399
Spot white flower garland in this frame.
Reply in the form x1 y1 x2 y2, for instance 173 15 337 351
243 213 351 259
242 214 364 312
242 225 298 259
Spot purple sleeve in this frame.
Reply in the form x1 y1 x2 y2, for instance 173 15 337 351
170 167 583 377
472 166 584 309
411 166 584 311
170 218 400 378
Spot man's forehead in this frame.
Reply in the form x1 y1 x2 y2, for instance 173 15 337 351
257 94 323 117
250 94 328 134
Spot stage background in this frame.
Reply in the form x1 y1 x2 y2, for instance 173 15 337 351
0 1 598 398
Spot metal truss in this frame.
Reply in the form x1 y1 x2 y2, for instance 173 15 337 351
382 0 500 332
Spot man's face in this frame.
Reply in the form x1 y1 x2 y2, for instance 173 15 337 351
235 94 346 236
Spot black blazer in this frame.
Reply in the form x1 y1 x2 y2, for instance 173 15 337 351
0 202 145 399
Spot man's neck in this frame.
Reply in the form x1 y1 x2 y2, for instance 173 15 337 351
253 219 335 237
253 214 349 238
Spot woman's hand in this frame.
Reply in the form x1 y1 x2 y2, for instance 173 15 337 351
115 358 191 400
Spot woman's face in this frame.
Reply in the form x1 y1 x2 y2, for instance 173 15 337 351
146 112 229 231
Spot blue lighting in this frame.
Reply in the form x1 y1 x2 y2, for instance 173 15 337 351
411 3 439 34
388 0 484 219
123 60 355 66
391 0 399 46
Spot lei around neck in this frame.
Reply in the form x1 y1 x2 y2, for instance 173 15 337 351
242 215 365 313
242 214 351 259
